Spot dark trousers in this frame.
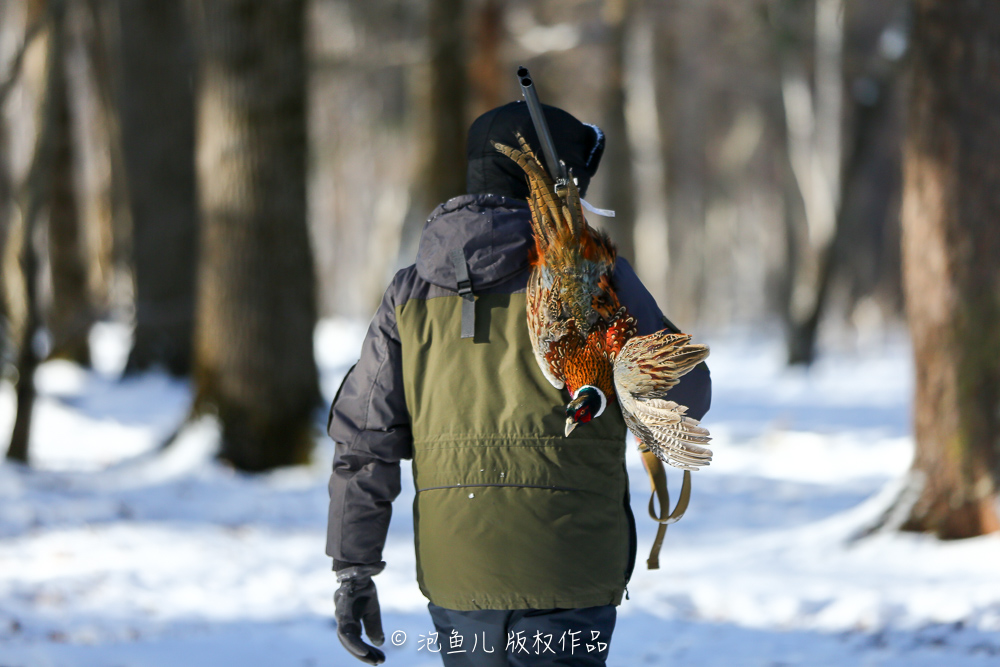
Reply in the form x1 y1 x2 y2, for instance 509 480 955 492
427 602 616 666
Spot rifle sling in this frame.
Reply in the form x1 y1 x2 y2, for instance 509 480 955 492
640 450 692 570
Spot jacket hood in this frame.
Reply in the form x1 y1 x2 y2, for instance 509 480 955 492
416 194 532 291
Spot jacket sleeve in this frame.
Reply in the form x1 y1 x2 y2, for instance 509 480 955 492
326 274 412 568
613 257 712 421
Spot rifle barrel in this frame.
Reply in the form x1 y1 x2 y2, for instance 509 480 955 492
517 67 566 183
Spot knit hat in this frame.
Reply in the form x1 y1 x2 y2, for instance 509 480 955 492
466 101 605 200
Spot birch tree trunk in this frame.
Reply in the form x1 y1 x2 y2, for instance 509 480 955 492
898 0 1000 539
192 0 320 471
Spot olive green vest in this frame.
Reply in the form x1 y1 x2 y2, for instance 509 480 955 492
397 291 633 610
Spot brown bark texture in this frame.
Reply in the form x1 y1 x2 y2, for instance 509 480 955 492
119 0 198 376
467 0 503 119
193 0 320 471
899 0 1000 538
424 0 468 209
47 0 93 365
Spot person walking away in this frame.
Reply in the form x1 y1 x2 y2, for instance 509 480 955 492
326 101 712 666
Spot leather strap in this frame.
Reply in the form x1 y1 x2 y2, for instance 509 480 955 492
640 449 692 570
449 249 475 339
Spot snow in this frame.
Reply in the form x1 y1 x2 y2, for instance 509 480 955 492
2 321 1000 666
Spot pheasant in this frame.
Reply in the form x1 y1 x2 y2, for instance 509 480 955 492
494 134 713 471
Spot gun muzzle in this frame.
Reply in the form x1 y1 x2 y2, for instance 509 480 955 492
517 66 567 185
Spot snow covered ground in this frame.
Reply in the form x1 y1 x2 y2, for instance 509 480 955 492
2 320 1000 666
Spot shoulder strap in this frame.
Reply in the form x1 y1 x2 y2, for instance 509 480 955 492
449 248 476 339
640 450 692 570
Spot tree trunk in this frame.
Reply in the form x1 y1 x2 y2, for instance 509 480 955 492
0 93 10 318
780 0 844 365
0 0 40 344
598 0 636 265
784 59 898 366
46 0 93 365
193 0 320 471
626 2 669 307
7 0 61 463
119 0 198 376
420 0 468 213
0 0 12 266
664 0 707 326
82 0 132 318
396 0 467 265
899 0 1000 539
467 0 503 120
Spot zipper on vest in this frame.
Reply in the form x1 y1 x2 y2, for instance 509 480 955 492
624 586 630 601
416 482 586 493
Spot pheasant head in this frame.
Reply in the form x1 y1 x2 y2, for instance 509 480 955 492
564 385 607 436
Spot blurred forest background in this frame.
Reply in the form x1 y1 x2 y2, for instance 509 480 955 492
0 0 996 537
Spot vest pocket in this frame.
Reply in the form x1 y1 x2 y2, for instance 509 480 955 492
414 483 629 610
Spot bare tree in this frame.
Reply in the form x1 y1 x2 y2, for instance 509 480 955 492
192 0 320 471
774 0 845 364
396 0 468 265
598 0 635 265
47 0 93 365
662 0 708 327
0 0 43 355
118 0 198 376
626 0 669 306
896 0 1000 539
778 0 910 364
468 0 504 119
6 0 62 463
76 0 134 324
0 5 16 299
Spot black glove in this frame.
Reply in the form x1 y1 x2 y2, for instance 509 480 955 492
334 563 386 665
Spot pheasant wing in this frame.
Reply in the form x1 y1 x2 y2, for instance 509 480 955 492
527 269 565 389
614 330 712 470
621 400 712 470
613 330 709 397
